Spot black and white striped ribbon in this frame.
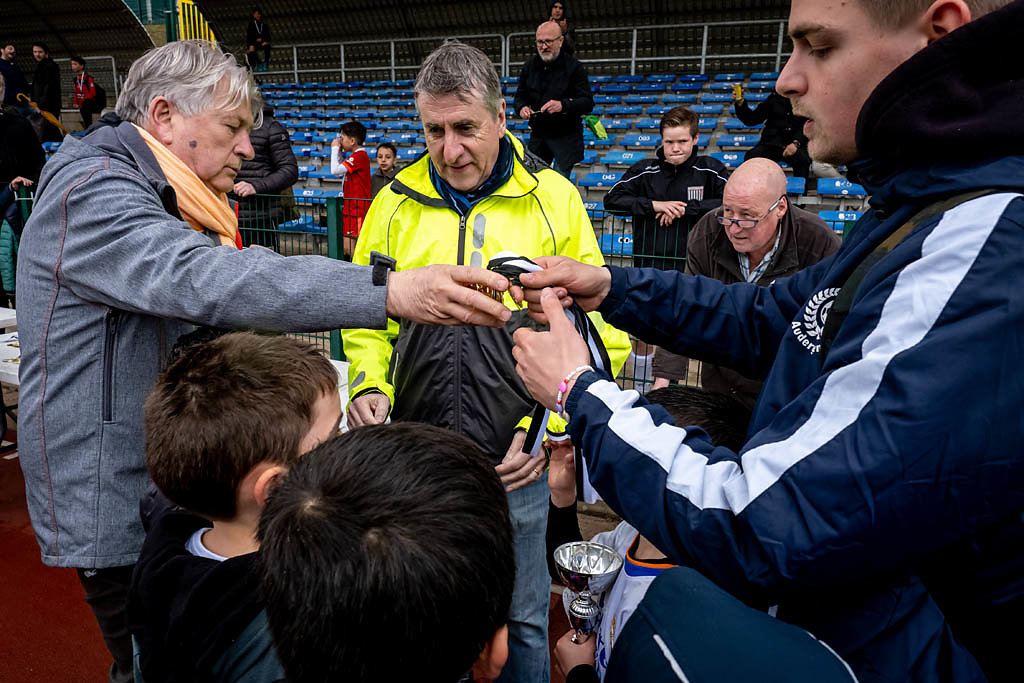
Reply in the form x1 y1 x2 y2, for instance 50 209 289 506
489 254 608 503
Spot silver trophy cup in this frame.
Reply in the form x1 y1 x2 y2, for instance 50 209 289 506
553 541 624 643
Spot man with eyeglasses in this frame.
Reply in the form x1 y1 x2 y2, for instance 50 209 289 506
666 157 839 407
513 21 593 178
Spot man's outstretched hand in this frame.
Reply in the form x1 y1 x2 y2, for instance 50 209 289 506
509 255 612 325
512 288 591 412
386 265 512 327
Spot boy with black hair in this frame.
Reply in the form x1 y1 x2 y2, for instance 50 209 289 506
371 141 399 198
127 332 342 683
546 385 750 682
330 120 371 255
258 422 515 683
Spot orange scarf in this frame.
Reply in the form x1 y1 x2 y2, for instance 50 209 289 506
133 124 242 249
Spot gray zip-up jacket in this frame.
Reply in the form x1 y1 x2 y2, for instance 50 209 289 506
16 118 388 569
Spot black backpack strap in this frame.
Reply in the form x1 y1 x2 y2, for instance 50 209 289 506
818 189 998 366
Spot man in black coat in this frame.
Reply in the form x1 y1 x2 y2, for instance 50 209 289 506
246 8 272 72
513 21 593 178
31 42 61 142
230 104 298 249
0 73 45 235
0 43 30 107
733 90 811 178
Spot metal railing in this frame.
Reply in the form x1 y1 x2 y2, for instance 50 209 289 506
243 19 788 83
506 20 789 76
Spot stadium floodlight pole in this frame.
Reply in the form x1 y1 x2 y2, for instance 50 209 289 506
775 21 785 72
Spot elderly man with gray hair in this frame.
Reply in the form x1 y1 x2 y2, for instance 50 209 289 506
16 40 513 682
343 40 629 682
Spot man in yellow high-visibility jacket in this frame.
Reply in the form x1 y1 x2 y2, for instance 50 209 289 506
342 41 630 683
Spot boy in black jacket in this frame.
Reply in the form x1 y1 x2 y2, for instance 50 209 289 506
127 332 341 683
603 106 728 272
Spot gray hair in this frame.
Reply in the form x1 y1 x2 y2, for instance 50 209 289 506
413 41 502 116
116 40 262 127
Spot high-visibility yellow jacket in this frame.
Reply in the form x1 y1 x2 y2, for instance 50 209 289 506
342 133 631 462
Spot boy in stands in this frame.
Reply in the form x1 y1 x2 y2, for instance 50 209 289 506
258 422 515 682
546 385 749 682
330 120 371 256
371 141 399 198
127 332 342 682
70 56 103 128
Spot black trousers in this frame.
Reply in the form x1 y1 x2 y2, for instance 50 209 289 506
745 142 811 178
77 566 135 683
527 132 583 178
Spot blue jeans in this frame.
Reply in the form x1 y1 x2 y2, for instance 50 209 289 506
496 477 551 683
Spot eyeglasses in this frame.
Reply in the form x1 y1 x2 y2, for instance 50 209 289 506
716 195 785 229
536 38 561 47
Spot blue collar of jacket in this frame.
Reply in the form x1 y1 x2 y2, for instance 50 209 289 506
389 132 541 211
429 135 514 217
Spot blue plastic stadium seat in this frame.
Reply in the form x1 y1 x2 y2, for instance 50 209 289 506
701 93 733 102
745 80 776 91
614 74 643 83
709 152 743 169
582 201 604 220
590 75 613 83
594 95 622 104
678 74 709 82
819 210 864 222
321 121 342 130
696 134 710 147
697 118 717 131
296 164 316 179
278 215 318 233
670 82 703 92
707 82 738 91
293 188 324 204
508 119 530 131
607 105 643 116
646 74 676 83
817 179 868 197
604 118 633 131
599 232 634 256
634 83 666 93
633 118 660 130
646 105 672 115
601 150 647 166
500 76 517 85
623 133 661 148
786 177 806 195
578 171 624 188
292 145 315 157
309 167 339 180
663 94 697 104
309 149 330 159
690 104 724 115
714 72 746 81
581 150 598 165
624 94 658 104
745 92 771 102
290 132 313 143
725 117 763 130
365 131 384 143
717 134 758 148
600 83 631 94
397 147 425 161
750 71 780 80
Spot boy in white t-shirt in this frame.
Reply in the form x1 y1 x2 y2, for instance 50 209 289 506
126 332 342 683
546 385 751 682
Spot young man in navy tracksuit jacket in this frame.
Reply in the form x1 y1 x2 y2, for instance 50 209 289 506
513 1 1024 681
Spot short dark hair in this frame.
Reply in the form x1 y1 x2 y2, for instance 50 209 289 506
660 105 699 138
644 386 751 452
144 332 337 520
70 56 85 67
258 423 514 683
32 42 49 55
340 120 367 144
375 141 397 157
856 0 1010 28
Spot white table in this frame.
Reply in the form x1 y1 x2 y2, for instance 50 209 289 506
0 307 16 332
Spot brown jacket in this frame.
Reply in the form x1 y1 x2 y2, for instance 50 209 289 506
653 203 841 408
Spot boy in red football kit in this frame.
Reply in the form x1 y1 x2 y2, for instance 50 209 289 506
330 121 371 256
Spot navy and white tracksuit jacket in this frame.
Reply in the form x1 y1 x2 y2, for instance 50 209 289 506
562 2 1024 681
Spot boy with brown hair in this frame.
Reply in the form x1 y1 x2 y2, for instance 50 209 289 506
126 331 342 683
